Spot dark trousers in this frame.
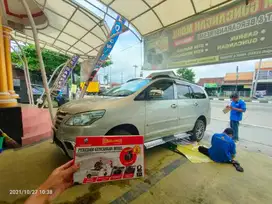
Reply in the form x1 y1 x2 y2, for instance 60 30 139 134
230 120 239 141
198 146 209 157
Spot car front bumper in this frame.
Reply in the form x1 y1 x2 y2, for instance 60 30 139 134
53 130 74 158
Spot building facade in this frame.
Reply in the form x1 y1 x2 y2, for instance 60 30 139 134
254 61 272 97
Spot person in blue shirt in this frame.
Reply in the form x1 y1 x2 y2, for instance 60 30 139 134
198 128 243 172
227 93 247 142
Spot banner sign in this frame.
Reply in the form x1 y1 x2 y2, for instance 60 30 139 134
55 55 79 90
204 83 218 88
143 0 272 70
73 136 144 184
39 55 79 106
86 16 127 82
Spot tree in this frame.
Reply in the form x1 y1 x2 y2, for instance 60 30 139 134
11 44 113 77
11 44 71 75
176 68 195 83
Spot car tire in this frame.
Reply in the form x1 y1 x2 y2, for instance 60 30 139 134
189 119 206 142
111 129 131 135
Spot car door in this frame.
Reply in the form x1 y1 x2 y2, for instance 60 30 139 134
175 83 196 132
190 85 210 119
145 79 179 140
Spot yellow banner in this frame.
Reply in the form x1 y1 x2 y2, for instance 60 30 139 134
80 82 100 93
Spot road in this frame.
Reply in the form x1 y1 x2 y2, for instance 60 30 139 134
206 101 272 157
0 101 272 203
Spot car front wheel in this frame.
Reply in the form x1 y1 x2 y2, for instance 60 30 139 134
189 119 206 141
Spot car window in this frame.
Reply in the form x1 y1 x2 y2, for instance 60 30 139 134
191 85 207 99
176 84 191 99
103 79 150 97
148 80 174 100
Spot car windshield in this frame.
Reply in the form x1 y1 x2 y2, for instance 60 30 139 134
103 79 151 97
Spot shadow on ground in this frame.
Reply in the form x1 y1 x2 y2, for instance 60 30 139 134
0 140 272 204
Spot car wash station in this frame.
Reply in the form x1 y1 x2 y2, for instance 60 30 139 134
1 0 272 203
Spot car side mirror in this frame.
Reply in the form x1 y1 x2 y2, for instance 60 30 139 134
149 89 163 99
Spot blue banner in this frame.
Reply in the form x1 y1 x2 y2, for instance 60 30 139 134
94 15 126 70
56 55 79 90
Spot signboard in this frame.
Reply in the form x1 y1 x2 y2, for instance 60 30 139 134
204 83 218 88
143 0 272 70
73 136 144 184
54 55 79 91
80 82 100 93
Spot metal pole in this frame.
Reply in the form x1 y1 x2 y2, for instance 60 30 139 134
252 58 262 98
11 36 34 104
20 0 54 121
235 66 239 92
37 62 65 105
133 65 138 78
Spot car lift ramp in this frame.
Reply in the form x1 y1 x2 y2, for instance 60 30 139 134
144 133 191 149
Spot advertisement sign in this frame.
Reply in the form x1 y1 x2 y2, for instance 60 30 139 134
144 0 272 70
80 82 100 93
55 55 79 90
204 83 218 88
73 136 144 184
85 16 127 84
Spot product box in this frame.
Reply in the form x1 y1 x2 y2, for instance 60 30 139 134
73 136 144 184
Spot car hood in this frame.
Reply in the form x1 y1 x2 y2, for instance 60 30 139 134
59 96 124 114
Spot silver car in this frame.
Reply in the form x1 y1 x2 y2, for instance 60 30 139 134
53 75 211 158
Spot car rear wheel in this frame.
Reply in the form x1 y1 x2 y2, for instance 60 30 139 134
189 119 206 141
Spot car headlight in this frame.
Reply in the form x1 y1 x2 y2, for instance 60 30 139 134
65 110 105 126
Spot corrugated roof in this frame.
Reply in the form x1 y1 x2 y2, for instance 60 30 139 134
255 61 272 70
197 77 224 86
224 72 253 81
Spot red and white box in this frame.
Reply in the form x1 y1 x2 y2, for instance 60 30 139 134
73 136 144 184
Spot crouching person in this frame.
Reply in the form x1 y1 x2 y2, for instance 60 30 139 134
198 128 243 172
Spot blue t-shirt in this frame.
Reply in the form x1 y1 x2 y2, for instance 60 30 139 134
230 99 246 121
208 133 236 163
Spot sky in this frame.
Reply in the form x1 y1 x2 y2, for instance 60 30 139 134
75 0 272 84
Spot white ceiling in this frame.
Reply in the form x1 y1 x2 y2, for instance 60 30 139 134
9 0 110 61
99 0 234 36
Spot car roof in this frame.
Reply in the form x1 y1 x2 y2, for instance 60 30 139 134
150 75 196 86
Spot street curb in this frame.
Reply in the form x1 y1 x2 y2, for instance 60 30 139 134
209 98 271 103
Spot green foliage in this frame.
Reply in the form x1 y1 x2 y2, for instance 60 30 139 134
176 68 196 83
11 44 113 77
11 44 70 75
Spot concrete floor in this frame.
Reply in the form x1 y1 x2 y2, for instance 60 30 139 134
0 139 272 204
1 101 271 204
209 101 272 157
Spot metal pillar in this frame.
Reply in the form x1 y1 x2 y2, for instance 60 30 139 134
235 66 239 92
20 0 54 121
252 59 262 98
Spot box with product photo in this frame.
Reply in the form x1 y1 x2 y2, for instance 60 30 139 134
73 135 144 184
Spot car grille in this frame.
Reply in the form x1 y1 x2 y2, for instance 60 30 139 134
54 110 68 129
